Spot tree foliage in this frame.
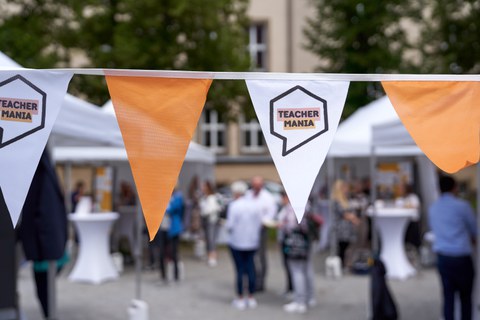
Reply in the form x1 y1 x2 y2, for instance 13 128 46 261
420 0 480 74
0 0 69 67
304 0 423 117
0 0 251 115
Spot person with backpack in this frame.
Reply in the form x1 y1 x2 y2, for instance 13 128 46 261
277 191 316 314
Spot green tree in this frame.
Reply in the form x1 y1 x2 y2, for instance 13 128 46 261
0 0 69 67
420 0 480 74
304 0 423 117
0 0 251 116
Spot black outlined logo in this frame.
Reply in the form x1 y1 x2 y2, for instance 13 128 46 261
270 85 328 156
0 75 46 148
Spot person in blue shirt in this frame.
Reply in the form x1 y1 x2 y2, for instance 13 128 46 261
157 188 184 283
429 176 477 320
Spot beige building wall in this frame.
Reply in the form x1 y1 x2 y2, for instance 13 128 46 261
247 0 318 73
214 0 318 185
215 163 281 186
291 0 319 72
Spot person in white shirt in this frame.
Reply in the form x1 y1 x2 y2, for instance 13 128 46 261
245 176 277 292
226 181 263 310
199 181 222 267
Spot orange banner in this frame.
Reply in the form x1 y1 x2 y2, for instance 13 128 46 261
106 76 212 240
382 81 480 173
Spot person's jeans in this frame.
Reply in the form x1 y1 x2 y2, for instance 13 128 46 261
437 254 474 320
230 247 256 296
280 243 293 293
254 226 268 291
287 256 315 304
201 217 219 253
158 231 180 281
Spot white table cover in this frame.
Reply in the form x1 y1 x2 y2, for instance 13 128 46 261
368 207 418 280
69 212 119 284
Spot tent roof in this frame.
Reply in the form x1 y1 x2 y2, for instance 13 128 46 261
372 120 417 147
53 142 215 164
0 51 123 147
329 96 422 157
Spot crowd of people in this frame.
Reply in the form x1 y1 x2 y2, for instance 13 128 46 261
140 175 426 314
69 172 477 319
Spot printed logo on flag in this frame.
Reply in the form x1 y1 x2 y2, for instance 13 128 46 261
270 85 328 156
0 75 46 148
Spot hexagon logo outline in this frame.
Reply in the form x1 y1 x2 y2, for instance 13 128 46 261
270 85 328 156
0 74 47 148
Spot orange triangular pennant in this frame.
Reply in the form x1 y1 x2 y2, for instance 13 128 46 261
105 76 212 240
382 81 480 173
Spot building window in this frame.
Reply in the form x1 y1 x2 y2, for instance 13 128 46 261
240 115 266 154
199 109 226 153
248 23 268 71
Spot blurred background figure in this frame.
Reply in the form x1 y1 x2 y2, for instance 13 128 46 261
429 176 476 320
199 181 222 267
277 191 316 314
226 181 262 310
18 149 68 319
70 180 85 213
118 181 136 207
185 176 202 240
113 181 137 264
155 187 185 283
331 179 360 269
395 183 421 254
245 175 277 292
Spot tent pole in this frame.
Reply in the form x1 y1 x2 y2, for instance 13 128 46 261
134 193 143 300
327 156 337 257
64 163 72 214
370 145 378 255
476 163 480 318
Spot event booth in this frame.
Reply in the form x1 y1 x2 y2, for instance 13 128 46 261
1 51 215 207
326 95 439 210
315 95 441 280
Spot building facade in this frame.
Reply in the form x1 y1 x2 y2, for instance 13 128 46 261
195 0 319 186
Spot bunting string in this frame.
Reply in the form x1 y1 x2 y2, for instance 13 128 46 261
1 66 479 238
3 68 480 81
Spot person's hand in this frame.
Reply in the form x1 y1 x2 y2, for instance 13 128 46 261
345 212 360 226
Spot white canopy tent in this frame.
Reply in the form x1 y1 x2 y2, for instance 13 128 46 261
323 95 438 207
371 119 440 211
319 95 440 260
1 51 216 307
329 96 423 158
0 51 215 194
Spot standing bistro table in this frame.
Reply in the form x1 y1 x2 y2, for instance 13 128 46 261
368 207 418 280
69 212 119 284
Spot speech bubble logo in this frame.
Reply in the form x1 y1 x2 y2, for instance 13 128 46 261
0 75 46 148
270 85 328 156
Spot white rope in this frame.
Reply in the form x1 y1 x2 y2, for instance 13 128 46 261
2 67 480 81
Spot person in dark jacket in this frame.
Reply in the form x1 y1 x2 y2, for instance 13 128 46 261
18 148 68 319
371 258 398 320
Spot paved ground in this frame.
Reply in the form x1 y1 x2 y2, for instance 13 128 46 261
17 244 442 320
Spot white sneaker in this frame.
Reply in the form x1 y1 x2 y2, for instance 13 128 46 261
208 258 217 267
247 297 258 309
283 302 307 313
308 298 317 307
232 298 247 310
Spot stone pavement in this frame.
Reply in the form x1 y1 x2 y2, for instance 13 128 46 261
17 245 441 320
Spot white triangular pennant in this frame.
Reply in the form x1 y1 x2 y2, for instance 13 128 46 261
0 70 73 226
246 80 349 221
